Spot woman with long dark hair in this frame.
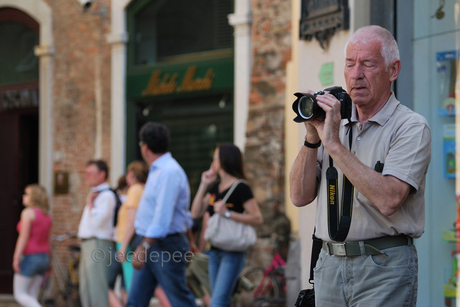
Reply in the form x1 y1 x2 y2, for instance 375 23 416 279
191 143 263 307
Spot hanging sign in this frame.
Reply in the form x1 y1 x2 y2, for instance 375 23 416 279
300 0 349 49
126 58 234 99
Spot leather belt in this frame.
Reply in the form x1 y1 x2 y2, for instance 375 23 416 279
322 235 413 257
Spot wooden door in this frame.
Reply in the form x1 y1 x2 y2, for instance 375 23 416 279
0 109 38 293
0 112 20 293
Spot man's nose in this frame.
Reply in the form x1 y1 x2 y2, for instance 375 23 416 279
350 64 364 79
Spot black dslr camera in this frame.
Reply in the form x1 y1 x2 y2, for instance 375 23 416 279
292 86 352 122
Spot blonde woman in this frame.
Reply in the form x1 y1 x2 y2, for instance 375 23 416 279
12 184 52 307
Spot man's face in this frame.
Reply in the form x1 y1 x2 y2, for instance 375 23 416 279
344 39 397 109
85 164 106 187
139 141 148 164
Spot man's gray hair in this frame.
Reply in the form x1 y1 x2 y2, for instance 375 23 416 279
344 25 400 68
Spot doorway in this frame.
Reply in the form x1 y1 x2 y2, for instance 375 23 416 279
0 107 39 293
0 7 39 294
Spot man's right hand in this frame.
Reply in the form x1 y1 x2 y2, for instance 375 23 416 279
304 121 321 144
86 191 98 210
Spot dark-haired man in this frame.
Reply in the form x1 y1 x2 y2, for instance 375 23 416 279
127 122 197 307
78 160 116 307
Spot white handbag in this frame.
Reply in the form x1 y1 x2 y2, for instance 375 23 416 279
204 180 257 252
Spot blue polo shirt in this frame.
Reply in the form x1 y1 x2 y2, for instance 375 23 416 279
134 152 193 239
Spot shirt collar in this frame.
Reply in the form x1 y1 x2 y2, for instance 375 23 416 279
149 152 171 171
92 182 110 192
343 92 399 127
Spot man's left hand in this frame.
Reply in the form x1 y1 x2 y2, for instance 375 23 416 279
132 245 146 270
132 238 156 270
311 93 343 149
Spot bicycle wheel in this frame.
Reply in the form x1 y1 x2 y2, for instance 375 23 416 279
237 267 280 307
37 274 55 307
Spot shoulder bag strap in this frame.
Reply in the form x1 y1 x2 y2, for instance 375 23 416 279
221 179 246 204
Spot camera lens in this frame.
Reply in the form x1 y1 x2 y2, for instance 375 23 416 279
298 95 316 120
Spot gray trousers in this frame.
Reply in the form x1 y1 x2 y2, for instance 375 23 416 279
79 238 113 307
314 244 418 306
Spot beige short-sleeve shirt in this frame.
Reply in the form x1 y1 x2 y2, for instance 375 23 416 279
315 93 431 242
116 183 144 242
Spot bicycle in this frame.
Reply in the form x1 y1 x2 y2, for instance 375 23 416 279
38 232 81 307
235 253 286 307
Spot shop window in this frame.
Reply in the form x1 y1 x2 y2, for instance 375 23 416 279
134 0 233 65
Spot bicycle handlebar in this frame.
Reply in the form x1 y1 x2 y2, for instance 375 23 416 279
52 233 78 241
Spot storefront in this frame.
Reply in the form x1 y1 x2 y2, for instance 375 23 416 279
124 0 235 194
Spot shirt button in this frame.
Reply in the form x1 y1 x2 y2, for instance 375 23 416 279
357 137 361 141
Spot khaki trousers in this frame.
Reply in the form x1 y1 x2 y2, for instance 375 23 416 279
79 238 113 307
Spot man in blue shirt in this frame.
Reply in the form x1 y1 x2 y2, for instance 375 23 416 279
127 122 197 307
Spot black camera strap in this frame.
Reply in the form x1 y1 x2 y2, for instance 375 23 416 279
326 122 354 242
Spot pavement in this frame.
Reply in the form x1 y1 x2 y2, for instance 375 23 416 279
0 294 204 307
0 295 20 307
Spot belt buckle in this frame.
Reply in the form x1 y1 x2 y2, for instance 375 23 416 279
333 242 347 256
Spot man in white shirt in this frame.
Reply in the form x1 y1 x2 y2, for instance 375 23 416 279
77 160 116 307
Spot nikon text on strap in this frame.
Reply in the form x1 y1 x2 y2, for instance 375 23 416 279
326 122 354 242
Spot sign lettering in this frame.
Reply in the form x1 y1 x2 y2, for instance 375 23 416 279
142 66 214 96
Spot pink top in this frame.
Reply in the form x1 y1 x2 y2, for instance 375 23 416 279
17 207 52 255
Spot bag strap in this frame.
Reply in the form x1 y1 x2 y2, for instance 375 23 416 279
221 179 246 204
309 228 322 284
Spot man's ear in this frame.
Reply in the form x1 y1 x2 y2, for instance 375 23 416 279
389 60 401 82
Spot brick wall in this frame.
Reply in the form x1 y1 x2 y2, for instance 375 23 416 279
49 0 112 244
245 0 292 267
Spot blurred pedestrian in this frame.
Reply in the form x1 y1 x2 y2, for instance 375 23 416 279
126 122 197 307
117 161 171 306
13 184 52 307
191 143 263 307
108 175 128 307
78 160 117 307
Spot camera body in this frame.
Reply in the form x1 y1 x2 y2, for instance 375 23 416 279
292 86 352 122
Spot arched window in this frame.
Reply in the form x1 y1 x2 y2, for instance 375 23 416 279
0 7 39 110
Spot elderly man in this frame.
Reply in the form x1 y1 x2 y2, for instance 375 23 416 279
290 25 431 306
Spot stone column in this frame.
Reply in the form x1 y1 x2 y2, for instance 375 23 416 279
34 44 54 201
229 0 252 152
107 31 129 186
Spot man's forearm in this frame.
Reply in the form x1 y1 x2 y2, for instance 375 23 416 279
326 141 410 216
290 145 319 207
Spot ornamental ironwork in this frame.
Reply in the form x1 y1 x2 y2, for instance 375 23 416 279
300 0 349 50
